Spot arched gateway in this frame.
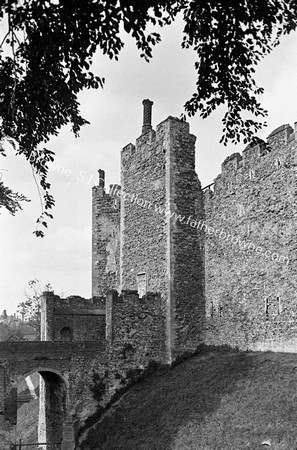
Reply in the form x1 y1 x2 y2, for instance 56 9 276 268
0 341 106 449
0 290 107 450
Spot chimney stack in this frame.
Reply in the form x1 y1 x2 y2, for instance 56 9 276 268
98 169 105 189
142 99 153 135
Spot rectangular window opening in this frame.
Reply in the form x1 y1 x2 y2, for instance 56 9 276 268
137 272 147 298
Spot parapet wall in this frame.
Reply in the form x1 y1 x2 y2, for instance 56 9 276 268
209 123 297 194
41 292 106 342
106 290 167 376
204 122 297 351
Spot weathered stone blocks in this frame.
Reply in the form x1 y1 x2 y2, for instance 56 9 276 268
204 123 297 351
92 174 120 298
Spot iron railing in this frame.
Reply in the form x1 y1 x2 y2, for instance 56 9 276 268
13 440 62 450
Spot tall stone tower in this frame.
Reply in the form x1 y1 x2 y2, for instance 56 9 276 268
92 170 121 298
120 100 204 362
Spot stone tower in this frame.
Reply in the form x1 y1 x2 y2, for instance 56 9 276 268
120 100 204 362
92 170 121 297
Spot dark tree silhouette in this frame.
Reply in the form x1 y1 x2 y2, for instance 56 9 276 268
0 1 296 234
0 180 29 215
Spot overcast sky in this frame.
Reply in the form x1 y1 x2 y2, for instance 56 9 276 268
1 17 297 314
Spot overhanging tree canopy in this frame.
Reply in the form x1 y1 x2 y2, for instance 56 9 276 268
0 0 296 234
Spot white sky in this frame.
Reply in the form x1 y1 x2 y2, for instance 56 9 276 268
1 17 297 314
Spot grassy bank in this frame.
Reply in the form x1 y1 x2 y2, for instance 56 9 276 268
80 351 297 450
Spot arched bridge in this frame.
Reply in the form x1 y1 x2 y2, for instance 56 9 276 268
0 341 107 450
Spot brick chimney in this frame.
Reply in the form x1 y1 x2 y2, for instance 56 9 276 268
142 99 153 135
98 169 105 188
96 169 105 196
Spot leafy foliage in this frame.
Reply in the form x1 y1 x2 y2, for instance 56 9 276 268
0 1 296 233
90 370 109 403
181 0 297 144
0 138 30 214
0 322 25 341
0 180 29 214
17 279 53 333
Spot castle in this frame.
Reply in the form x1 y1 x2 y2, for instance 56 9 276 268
92 99 297 357
92 99 204 363
1 100 297 449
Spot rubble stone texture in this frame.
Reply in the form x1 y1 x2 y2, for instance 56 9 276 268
92 174 121 298
120 116 204 361
0 339 107 449
204 124 297 351
93 106 297 356
1 101 297 449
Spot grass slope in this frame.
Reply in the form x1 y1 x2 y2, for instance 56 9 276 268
80 351 297 450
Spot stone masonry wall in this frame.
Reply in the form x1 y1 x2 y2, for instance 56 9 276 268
120 128 167 295
92 180 121 298
204 123 297 351
106 290 167 385
120 116 204 361
120 126 169 357
0 341 107 448
165 118 205 354
41 292 106 342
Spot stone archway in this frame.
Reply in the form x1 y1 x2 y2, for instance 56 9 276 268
38 370 67 449
14 368 72 450
0 341 106 450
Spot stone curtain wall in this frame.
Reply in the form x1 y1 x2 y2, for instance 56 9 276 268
106 290 167 382
204 123 297 351
7 111 297 448
92 182 121 298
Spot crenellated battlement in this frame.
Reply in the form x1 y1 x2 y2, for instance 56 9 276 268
9 102 297 450
204 119 297 353
221 152 242 175
204 122 297 196
46 293 105 309
106 289 163 307
121 116 195 164
92 182 121 200
94 105 297 370
267 123 294 143
120 102 202 362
